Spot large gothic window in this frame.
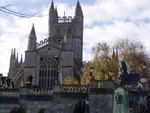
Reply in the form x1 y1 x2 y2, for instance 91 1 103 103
39 57 59 88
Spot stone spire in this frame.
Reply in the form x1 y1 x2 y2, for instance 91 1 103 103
49 0 54 12
29 23 36 37
20 54 23 63
10 48 16 61
14 48 16 58
48 0 58 37
75 0 83 17
11 49 13 58
54 6 58 17
16 53 18 63
27 24 37 51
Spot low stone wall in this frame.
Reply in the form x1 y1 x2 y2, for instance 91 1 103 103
0 89 19 113
25 98 81 113
0 85 114 113
89 94 113 113
89 88 113 113
0 103 19 113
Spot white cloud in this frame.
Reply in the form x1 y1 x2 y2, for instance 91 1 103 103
0 0 150 76
83 0 150 26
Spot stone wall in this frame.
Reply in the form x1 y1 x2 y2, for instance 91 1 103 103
24 96 82 113
0 89 19 113
0 84 114 113
0 103 19 113
89 80 114 113
89 89 113 113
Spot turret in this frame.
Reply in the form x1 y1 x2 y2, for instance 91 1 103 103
49 0 54 12
14 48 16 58
24 24 37 85
54 6 58 17
10 48 17 62
8 48 18 78
74 1 83 62
75 0 83 21
27 24 37 51
49 1 58 21
20 54 23 63
48 0 58 37
16 53 18 63
10 49 13 58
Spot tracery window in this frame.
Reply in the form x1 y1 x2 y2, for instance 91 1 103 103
39 57 59 88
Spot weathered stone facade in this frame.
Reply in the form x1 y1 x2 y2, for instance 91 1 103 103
8 1 83 88
89 94 113 113
0 81 114 113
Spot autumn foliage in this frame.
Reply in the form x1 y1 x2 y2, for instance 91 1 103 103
81 39 150 85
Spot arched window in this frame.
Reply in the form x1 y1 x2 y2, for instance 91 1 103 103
39 57 59 88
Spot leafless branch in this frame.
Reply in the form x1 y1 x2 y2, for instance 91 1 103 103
0 4 41 18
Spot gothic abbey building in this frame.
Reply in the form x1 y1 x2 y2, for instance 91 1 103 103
8 1 83 88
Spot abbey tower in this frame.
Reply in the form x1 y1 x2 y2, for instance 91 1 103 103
8 1 83 88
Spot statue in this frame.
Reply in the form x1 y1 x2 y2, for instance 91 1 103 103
113 60 130 113
27 75 33 84
118 60 128 86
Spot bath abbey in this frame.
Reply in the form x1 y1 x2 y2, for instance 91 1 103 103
0 1 150 113
7 0 83 88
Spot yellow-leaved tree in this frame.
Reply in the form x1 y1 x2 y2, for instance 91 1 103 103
81 39 150 85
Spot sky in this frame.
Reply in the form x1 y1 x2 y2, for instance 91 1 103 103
0 0 150 76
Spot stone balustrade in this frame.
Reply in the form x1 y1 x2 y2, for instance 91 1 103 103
62 85 87 93
0 84 114 113
58 16 74 23
0 89 19 98
29 88 52 95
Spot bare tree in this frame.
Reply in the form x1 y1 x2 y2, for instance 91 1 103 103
116 39 148 73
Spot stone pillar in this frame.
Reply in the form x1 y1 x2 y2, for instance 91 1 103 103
19 87 31 96
19 87 31 106
52 84 63 93
89 79 114 113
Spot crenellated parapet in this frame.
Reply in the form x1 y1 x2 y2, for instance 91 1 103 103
36 38 49 49
58 16 75 23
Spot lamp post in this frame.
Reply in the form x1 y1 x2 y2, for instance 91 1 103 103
141 63 148 83
108 71 112 80
90 67 93 80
